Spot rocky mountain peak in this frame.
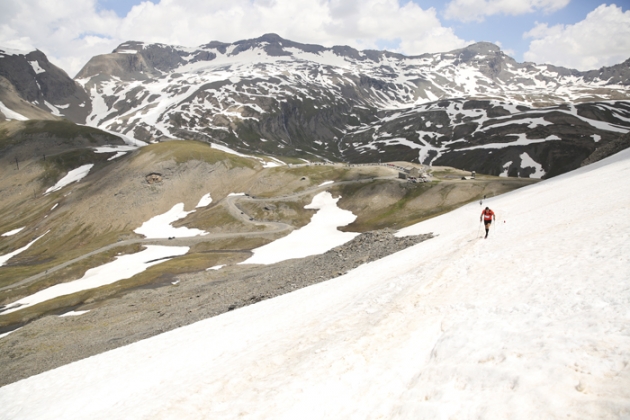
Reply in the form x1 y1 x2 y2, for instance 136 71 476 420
112 41 146 54
447 41 507 63
0 47 90 121
255 33 285 43
462 42 502 54
230 33 327 57
76 40 192 80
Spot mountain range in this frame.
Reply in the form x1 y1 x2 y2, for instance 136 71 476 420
1 33 629 178
1 34 630 392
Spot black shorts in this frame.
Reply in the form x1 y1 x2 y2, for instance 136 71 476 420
483 219 492 225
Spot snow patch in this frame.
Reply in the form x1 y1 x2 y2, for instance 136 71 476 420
109 152 127 160
0 47 30 56
242 191 358 265
59 310 90 317
464 134 560 151
44 100 63 117
500 161 512 177
196 193 212 208
262 157 285 168
45 164 94 194
0 231 48 267
28 60 45 74
0 100 28 121
1 246 189 315
1 227 25 237
0 328 21 339
93 127 148 147
93 145 138 161
134 203 207 239
520 152 545 178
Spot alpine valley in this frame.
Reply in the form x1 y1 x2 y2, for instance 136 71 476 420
1 33 629 178
1 33 630 390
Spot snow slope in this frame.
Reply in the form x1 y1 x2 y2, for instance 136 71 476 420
1 149 629 418
75 38 630 175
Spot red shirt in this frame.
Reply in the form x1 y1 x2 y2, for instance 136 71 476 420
481 209 495 221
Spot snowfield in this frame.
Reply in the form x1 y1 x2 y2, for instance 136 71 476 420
1 149 629 419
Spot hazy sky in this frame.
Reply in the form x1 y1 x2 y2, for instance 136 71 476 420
1 0 629 76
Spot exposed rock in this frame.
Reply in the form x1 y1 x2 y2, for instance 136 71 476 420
581 132 630 166
0 48 91 122
145 173 163 184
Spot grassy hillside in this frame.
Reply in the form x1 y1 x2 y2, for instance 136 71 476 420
0 135 538 327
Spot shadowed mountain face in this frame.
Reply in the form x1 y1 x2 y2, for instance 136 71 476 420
0 48 91 122
2 35 630 178
339 99 630 178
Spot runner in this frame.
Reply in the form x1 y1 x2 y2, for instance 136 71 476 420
480 207 495 239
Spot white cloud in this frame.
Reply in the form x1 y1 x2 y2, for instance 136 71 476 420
444 0 569 22
0 0 469 77
523 4 630 70
118 0 469 55
0 0 121 75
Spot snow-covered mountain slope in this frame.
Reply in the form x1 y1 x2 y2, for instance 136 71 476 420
0 47 91 122
2 35 629 177
1 146 628 418
69 34 630 177
341 98 630 177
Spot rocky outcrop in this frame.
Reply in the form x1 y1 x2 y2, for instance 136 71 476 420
581 132 630 166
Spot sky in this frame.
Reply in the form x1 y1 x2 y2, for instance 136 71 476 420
0 0 629 76
1 136 629 419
